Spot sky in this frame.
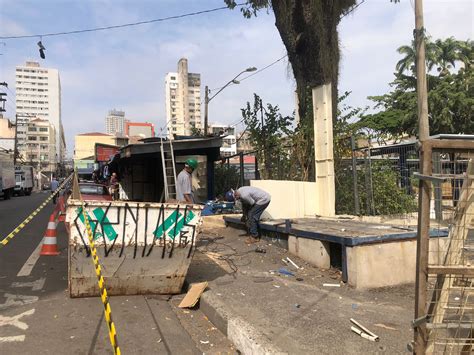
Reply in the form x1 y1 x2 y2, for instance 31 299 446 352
0 0 472 156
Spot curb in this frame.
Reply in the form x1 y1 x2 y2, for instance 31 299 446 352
200 289 287 355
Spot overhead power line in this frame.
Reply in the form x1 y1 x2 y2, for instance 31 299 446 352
0 4 245 39
210 54 288 93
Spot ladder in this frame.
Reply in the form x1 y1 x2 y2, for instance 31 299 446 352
160 138 178 201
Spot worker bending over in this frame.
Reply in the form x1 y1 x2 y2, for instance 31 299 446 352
226 186 271 244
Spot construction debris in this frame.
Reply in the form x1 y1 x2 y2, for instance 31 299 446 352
286 257 301 269
350 318 379 342
323 283 341 287
179 282 208 308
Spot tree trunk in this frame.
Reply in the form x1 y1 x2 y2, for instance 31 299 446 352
271 0 355 122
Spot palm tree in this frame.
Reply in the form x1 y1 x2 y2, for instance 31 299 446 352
395 38 439 75
434 37 459 76
456 39 474 69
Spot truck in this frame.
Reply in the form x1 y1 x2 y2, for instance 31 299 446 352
0 150 15 200
14 165 34 196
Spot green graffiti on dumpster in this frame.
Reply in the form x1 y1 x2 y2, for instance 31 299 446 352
76 207 118 241
153 210 195 240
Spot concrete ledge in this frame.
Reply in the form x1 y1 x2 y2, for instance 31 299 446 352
201 290 287 355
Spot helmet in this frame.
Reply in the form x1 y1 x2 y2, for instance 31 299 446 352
185 158 198 170
225 190 235 202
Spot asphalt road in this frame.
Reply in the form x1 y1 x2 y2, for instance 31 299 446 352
0 193 232 354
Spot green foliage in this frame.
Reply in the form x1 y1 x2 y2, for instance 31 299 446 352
190 127 205 137
241 93 293 180
359 37 474 138
336 161 418 216
214 163 240 198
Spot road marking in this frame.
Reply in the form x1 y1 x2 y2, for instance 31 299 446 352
16 241 43 277
0 294 38 311
11 278 45 291
0 335 26 343
0 308 35 330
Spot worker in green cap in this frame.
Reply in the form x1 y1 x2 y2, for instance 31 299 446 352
176 158 198 203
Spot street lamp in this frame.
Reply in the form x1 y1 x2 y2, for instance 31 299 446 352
204 66 257 135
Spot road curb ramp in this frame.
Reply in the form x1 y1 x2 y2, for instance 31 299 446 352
200 289 288 355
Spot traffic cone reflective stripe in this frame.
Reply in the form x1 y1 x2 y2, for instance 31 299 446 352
40 213 60 256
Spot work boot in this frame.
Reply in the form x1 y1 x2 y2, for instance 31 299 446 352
245 236 259 245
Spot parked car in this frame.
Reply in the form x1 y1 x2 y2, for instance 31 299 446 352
79 183 112 201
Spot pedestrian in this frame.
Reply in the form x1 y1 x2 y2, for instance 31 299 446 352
109 172 119 200
226 186 271 244
50 176 59 204
176 158 198 203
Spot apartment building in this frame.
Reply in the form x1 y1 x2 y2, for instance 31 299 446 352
165 58 201 137
105 109 126 135
25 119 56 172
15 61 65 163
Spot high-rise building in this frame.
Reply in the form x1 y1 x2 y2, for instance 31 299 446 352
15 61 65 165
165 58 201 137
25 119 56 172
105 109 125 135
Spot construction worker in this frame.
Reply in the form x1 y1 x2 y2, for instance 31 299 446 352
226 186 271 244
176 158 198 203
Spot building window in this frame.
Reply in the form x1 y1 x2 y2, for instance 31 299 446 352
28 136 37 141
39 127 48 132
171 76 176 80
40 137 48 141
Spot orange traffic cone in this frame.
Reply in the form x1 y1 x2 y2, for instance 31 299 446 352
40 212 60 256
57 196 66 222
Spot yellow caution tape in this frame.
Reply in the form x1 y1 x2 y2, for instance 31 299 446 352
78 174 121 355
0 174 73 249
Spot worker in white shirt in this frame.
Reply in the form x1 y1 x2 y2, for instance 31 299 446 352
176 158 198 203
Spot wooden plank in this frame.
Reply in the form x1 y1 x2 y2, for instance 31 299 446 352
428 265 474 276
427 138 474 151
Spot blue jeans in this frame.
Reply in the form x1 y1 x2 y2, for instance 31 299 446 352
246 202 270 237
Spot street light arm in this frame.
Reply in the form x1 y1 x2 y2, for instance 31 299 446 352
207 69 248 103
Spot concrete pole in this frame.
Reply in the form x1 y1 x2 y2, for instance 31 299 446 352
204 86 209 136
414 0 432 353
313 83 335 217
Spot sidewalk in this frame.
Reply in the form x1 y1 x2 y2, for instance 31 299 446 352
187 217 414 354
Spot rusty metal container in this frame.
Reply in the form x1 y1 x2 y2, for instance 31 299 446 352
65 200 202 297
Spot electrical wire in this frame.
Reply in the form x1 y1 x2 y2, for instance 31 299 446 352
0 4 246 39
340 0 366 19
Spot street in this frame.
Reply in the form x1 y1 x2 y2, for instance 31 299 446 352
0 193 233 354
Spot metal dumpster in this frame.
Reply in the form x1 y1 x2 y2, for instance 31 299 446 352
65 199 203 297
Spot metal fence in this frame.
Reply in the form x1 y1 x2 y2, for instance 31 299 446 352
335 139 470 220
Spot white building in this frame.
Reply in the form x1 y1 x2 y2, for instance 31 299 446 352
25 119 56 172
15 61 65 164
105 109 125 135
165 58 201 137
209 124 237 156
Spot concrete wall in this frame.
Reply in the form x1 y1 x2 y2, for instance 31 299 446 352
250 180 318 219
288 236 330 269
346 238 449 289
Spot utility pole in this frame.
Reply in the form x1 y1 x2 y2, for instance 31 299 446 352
413 0 431 353
260 98 269 179
13 114 18 165
204 86 209 136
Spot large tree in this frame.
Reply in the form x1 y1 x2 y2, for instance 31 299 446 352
225 0 357 122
